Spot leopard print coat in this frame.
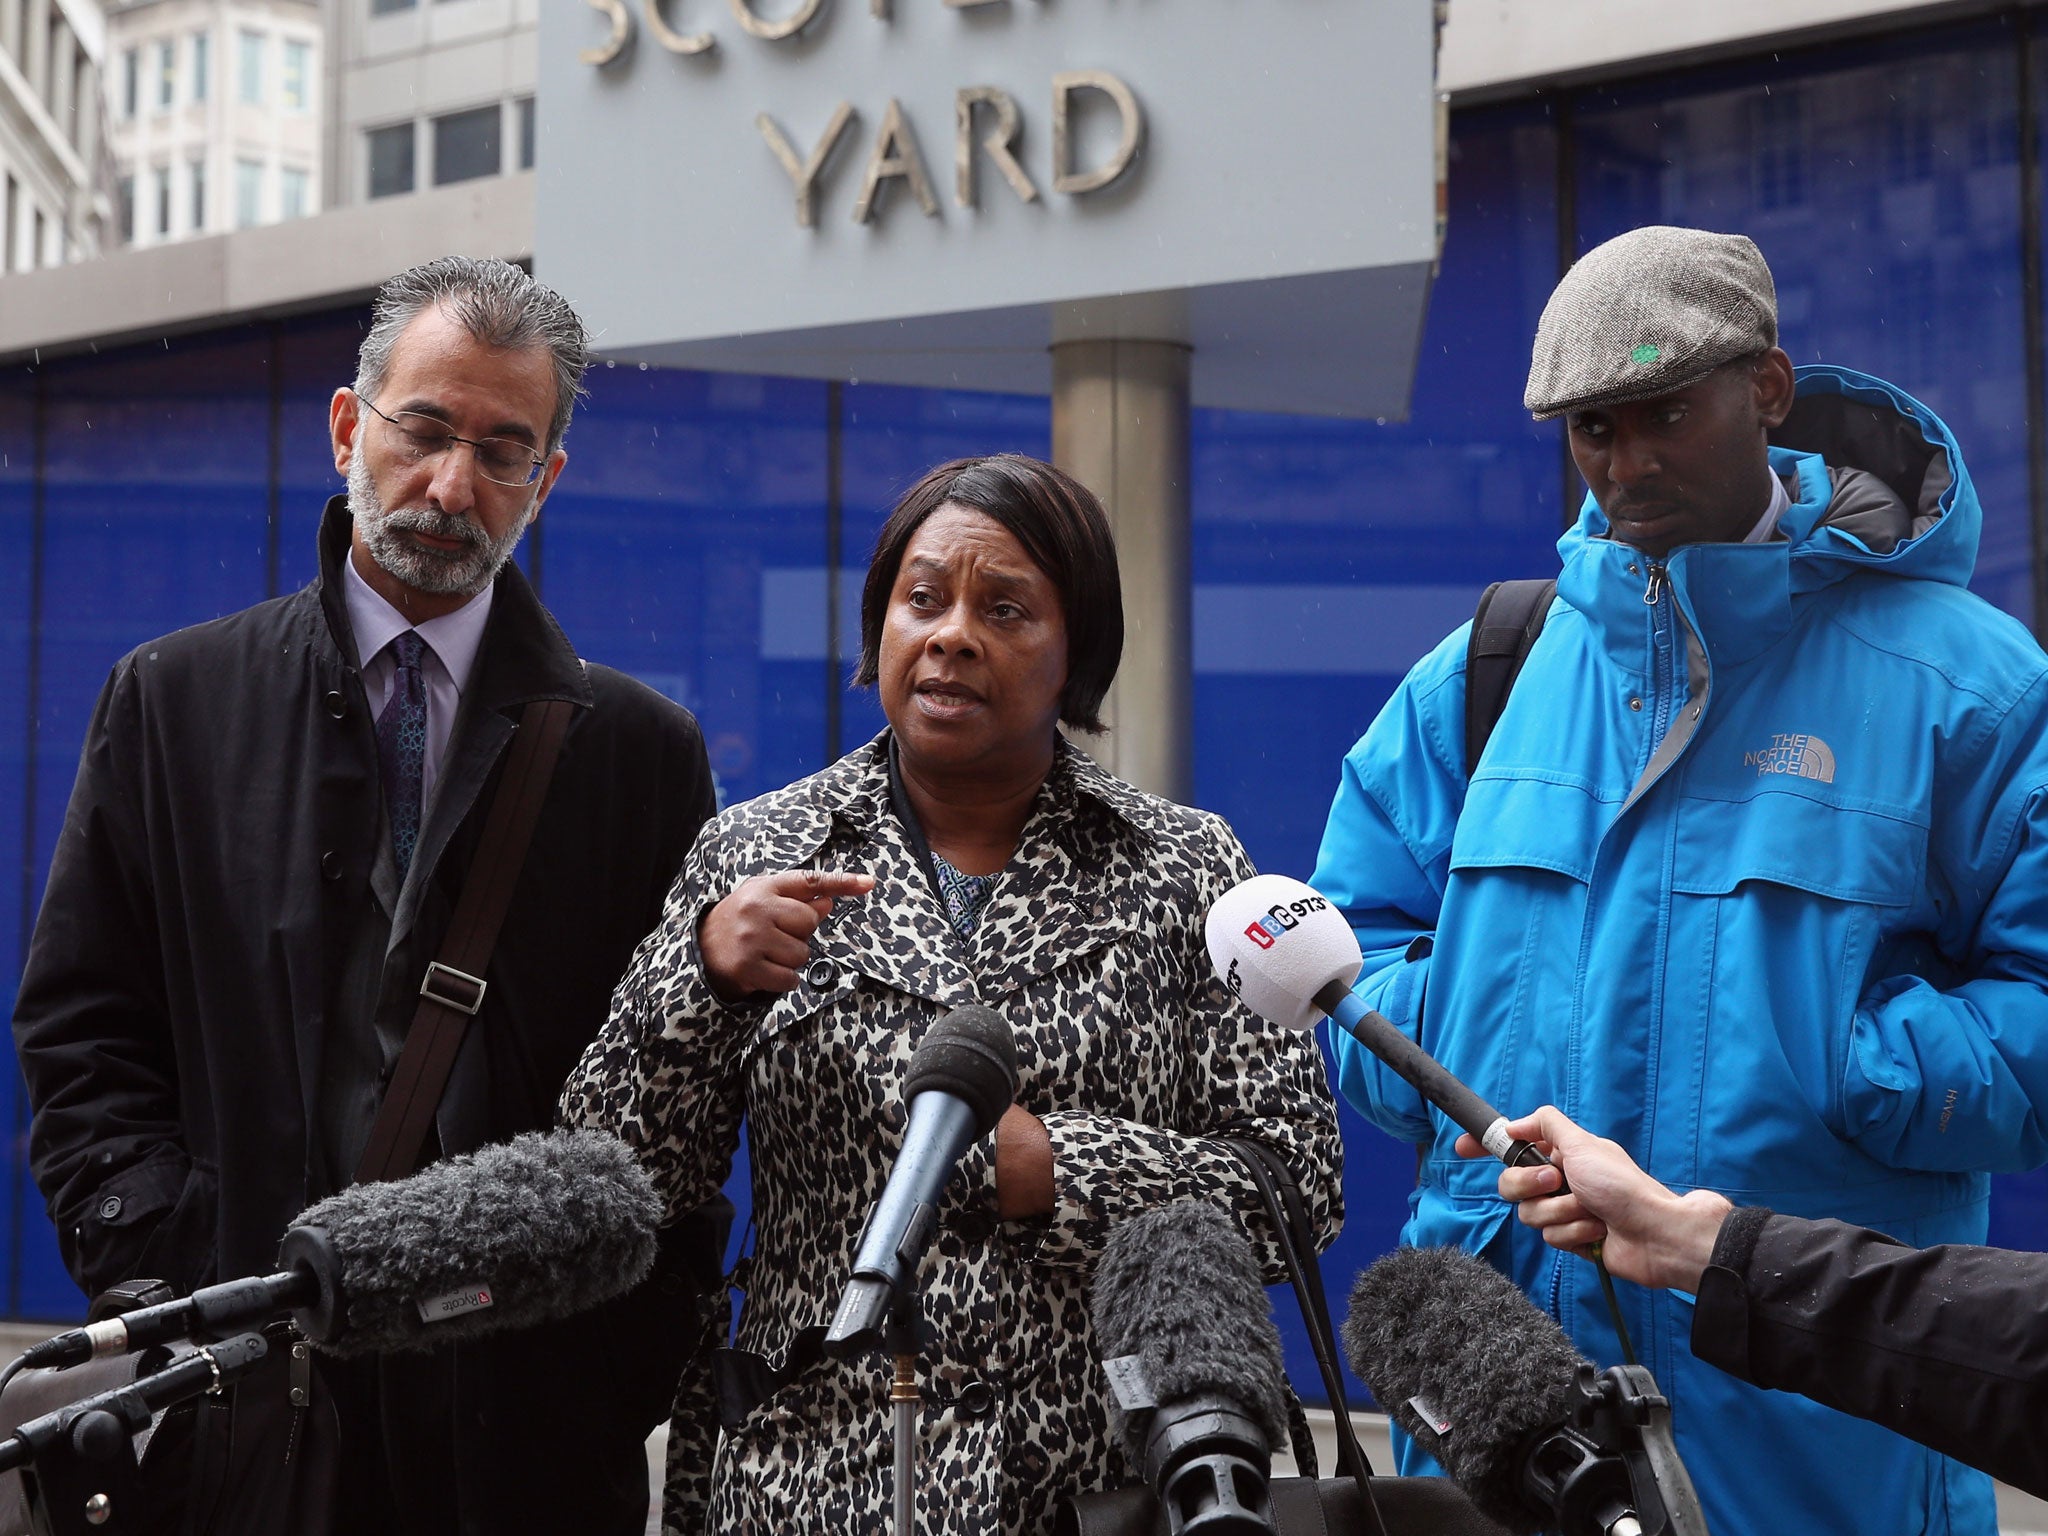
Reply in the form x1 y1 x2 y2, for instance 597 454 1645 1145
559 733 1343 1535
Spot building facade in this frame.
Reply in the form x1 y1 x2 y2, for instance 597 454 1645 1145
0 0 107 270
4 13 2048 1523
104 0 318 248
325 0 533 208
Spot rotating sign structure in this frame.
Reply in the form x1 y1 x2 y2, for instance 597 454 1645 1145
538 0 1439 419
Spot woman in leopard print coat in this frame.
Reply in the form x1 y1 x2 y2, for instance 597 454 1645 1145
560 455 1342 1535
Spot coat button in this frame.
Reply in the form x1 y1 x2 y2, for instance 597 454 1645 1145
949 1210 996 1244
324 691 348 720
954 1380 996 1419
1628 697 1643 712
804 959 836 989
321 851 343 880
98 1196 122 1222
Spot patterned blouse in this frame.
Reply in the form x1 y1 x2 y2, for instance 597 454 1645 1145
559 732 1343 1536
931 852 1001 937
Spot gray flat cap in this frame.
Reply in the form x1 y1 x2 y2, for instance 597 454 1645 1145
1525 226 1777 419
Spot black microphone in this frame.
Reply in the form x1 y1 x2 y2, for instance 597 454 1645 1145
1091 1199 1287 1536
826 1004 1017 1355
23 1129 660 1368
1343 1246 1710 1536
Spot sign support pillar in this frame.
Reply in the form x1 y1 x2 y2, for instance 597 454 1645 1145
1051 337 1193 804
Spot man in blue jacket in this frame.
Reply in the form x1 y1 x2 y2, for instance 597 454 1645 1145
1314 224 2048 1535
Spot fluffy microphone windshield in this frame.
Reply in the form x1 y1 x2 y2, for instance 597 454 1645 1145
905 1004 1018 1140
1091 1199 1291 1458
1343 1246 1584 1535
291 1128 662 1357
1204 874 1362 1035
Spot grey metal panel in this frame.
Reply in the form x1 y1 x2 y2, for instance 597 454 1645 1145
534 0 1437 419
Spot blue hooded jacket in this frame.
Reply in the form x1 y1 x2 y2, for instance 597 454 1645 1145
1314 366 2048 1535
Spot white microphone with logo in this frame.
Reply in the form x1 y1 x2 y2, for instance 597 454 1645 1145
1204 874 1566 1184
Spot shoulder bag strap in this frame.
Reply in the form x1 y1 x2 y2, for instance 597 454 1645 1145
1219 1137 1384 1521
1463 578 1557 780
354 697 575 1186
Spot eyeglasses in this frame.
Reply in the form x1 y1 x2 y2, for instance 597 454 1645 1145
355 393 546 488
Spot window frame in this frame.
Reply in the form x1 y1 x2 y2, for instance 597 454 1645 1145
234 157 264 228
430 103 504 188
279 165 309 221
366 121 417 200
280 39 309 113
237 29 264 107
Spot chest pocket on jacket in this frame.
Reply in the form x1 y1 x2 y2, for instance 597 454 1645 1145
1671 790 1926 1154
1672 790 1924 907
1451 774 1604 882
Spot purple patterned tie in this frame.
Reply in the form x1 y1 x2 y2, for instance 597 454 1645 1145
376 630 429 875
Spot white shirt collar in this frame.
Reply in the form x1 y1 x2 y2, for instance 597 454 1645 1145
1743 470 1794 545
342 546 494 693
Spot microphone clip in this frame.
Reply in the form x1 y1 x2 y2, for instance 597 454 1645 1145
1521 1364 1710 1536
824 1201 939 1359
2 1333 270 1536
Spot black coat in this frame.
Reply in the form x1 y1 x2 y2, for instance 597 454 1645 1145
13 498 723 1532
1693 1208 2048 1498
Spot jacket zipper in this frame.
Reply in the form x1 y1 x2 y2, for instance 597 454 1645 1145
1645 565 1675 776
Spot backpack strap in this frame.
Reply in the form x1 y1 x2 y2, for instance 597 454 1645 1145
1463 578 1556 780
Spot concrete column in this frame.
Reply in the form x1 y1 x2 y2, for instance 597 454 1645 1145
1050 338 1193 804
75 55 98 168
48 19 71 148
0 0 22 74
24 0 48 106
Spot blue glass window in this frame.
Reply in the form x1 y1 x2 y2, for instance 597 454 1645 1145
539 365 833 807
0 374 38 1316
1573 19 2033 624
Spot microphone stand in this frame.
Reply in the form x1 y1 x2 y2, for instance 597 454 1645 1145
827 1198 945 1536
0 1332 269 1536
1522 1363 1711 1536
886 1286 923 1536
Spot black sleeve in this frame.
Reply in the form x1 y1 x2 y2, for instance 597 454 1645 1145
1692 1213 2048 1498
600 668 717 921
11 660 212 1298
669 708 718 895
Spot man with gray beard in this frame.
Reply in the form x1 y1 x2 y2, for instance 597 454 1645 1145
13 257 726 1535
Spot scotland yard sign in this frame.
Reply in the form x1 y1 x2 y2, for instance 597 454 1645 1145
536 1 1440 417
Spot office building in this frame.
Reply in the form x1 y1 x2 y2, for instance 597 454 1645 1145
104 0 319 247
0 0 108 269
325 0 533 208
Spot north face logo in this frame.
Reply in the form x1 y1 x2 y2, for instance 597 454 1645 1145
1742 733 1836 783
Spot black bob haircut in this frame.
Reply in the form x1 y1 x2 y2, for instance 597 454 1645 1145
855 454 1125 734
